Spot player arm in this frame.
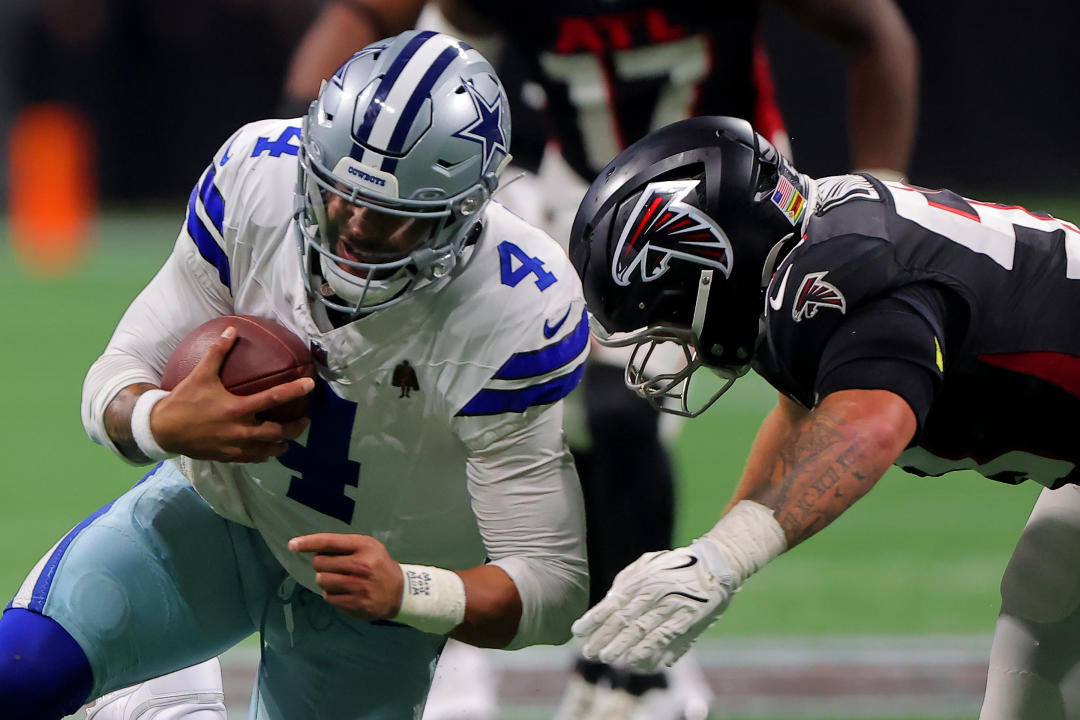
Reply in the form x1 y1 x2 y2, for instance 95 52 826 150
774 0 919 176
729 388 914 547
724 392 809 513
456 402 589 649
282 0 502 112
574 290 944 671
84 162 310 465
288 402 587 647
83 231 234 463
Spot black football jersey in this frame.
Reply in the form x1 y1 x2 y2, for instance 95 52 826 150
755 174 1080 488
462 1 772 181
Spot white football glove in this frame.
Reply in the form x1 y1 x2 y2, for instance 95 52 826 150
571 537 739 673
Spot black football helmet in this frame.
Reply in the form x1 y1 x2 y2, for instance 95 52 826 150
569 116 812 416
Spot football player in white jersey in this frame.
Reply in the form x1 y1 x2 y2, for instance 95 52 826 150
0 31 588 720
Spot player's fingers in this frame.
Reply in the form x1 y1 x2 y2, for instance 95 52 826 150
572 595 620 637
239 377 315 416
191 326 238 379
243 419 306 444
580 604 636 659
289 532 365 555
314 571 356 594
586 592 666 662
279 417 310 440
311 553 372 577
621 606 697 671
595 602 671 663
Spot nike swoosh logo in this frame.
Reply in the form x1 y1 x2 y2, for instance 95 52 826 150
661 591 709 604
543 307 573 338
666 556 698 570
768 265 792 312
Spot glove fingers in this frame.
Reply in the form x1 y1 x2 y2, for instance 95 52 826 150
594 600 671 664
575 553 658 638
622 605 699 672
580 588 660 659
572 597 616 637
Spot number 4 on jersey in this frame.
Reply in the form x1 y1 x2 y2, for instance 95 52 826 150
498 241 557 290
279 379 360 524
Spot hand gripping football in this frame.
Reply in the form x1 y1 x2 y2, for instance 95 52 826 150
160 315 316 422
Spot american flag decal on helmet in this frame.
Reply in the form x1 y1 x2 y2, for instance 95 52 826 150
792 271 846 322
611 180 733 287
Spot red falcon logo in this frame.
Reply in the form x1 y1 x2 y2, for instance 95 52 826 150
792 271 846 322
611 180 733 287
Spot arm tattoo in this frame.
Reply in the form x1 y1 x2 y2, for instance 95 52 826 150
754 406 890 547
104 383 157 463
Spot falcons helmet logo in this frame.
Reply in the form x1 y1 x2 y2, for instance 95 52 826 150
792 271 846 322
611 180 733 287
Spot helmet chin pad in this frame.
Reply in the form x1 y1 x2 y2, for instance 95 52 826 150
318 253 413 308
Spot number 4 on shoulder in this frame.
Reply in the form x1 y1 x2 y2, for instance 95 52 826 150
497 241 557 290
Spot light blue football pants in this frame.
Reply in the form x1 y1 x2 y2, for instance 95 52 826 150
8 461 444 719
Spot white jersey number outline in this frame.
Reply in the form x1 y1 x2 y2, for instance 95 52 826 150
539 36 710 172
887 182 1080 278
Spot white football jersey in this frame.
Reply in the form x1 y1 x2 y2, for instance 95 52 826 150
82 119 589 647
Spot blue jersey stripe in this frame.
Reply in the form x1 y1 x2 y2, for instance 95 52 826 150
26 462 162 612
494 309 589 381
457 364 585 417
354 30 438 144
28 500 115 612
198 166 225 234
186 182 231 289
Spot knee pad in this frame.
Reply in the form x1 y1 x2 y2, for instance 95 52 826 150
0 608 93 719
1001 487 1080 623
84 659 225 720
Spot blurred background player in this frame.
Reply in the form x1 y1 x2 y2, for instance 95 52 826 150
276 1 918 718
0 30 590 720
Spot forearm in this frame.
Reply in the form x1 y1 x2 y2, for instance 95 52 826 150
283 0 427 104
726 394 807 512
450 564 522 648
775 0 919 174
573 390 915 671
459 404 589 648
102 382 159 463
846 20 919 174
737 390 913 547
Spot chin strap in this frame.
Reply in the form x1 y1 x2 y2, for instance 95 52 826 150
760 233 793 289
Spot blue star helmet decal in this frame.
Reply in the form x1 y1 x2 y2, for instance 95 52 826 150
453 78 509 171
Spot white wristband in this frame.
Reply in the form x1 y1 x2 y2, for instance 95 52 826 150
396 564 466 635
131 389 176 462
702 500 788 584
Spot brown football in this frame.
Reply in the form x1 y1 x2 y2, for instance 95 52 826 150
160 315 316 422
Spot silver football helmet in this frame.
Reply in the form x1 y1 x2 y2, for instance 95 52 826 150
296 30 512 316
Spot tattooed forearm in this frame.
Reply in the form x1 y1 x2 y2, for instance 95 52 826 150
749 405 893 548
103 382 158 463
771 408 847 506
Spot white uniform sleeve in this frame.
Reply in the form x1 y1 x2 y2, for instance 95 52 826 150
455 401 589 650
81 166 233 461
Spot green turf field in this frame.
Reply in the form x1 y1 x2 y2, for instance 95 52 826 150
2 197 1078 718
